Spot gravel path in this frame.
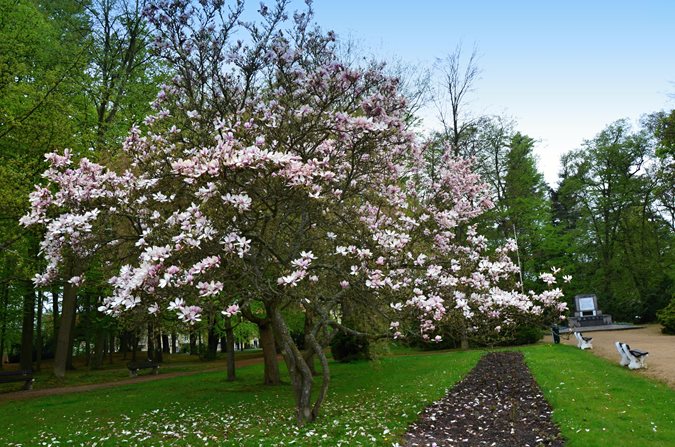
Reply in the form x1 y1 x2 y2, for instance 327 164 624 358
404 351 564 447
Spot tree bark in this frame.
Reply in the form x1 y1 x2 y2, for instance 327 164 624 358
51 286 60 353
270 305 316 426
259 320 280 384
206 319 218 360
171 331 177 354
189 332 197 355
35 291 43 372
20 282 35 371
162 334 170 353
0 276 9 370
54 282 77 378
221 318 236 381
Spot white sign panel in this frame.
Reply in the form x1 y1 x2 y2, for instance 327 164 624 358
578 297 596 311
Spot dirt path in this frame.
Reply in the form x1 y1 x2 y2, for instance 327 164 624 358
551 324 675 388
0 356 268 403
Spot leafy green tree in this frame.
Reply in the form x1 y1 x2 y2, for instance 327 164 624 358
554 119 673 320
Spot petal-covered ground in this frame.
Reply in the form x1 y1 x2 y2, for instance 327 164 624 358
404 351 565 447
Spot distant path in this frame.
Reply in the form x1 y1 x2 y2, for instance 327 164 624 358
551 324 675 388
0 356 270 403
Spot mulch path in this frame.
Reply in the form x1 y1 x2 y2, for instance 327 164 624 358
404 351 565 447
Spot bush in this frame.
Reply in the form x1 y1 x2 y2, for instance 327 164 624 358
330 331 370 363
657 297 675 334
508 324 544 346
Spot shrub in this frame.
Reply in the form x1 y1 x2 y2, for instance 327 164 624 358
330 331 370 362
657 297 675 334
509 324 544 346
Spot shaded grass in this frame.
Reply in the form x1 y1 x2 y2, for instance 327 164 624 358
0 350 264 392
523 343 675 447
0 350 483 446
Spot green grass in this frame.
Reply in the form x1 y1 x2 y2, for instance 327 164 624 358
524 343 675 447
0 350 265 392
0 350 482 446
1 345 673 446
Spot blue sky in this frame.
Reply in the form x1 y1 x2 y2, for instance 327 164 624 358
302 0 675 185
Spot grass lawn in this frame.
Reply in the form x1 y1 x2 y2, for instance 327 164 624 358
524 343 675 447
0 350 483 446
0 350 265 392
0 344 673 446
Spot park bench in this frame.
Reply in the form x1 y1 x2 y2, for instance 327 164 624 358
615 341 630 366
617 342 648 370
573 331 593 350
0 369 34 390
127 360 160 377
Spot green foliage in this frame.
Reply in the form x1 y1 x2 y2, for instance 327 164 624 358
656 297 675 334
330 331 371 363
507 324 544 346
553 120 674 321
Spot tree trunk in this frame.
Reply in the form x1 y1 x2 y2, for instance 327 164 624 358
206 319 218 360
223 318 236 381
259 320 280 384
108 332 114 364
93 329 105 369
147 322 154 361
131 331 138 362
66 303 77 370
171 331 177 354
54 282 77 378
270 306 316 426
154 332 163 363
35 291 44 372
303 310 317 376
0 274 10 370
220 336 226 353
51 286 60 353
162 334 170 353
189 332 197 355
20 282 35 371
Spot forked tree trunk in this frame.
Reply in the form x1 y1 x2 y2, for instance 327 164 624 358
54 282 78 378
270 306 326 426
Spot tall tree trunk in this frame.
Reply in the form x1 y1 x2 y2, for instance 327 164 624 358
189 332 197 355
54 282 77 378
154 331 163 363
259 320 280 384
171 331 177 354
220 336 227 353
35 291 44 372
66 302 77 370
162 334 170 353
0 274 10 370
51 286 60 354
224 319 236 381
206 319 218 360
270 305 316 426
93 329 105 369
20 282 35 371
108 332 114 364
147 322 154 361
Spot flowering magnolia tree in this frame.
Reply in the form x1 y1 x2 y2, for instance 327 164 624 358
22 0 567 425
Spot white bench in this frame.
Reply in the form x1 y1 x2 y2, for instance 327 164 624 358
574 331 593 350
617 342 648 370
